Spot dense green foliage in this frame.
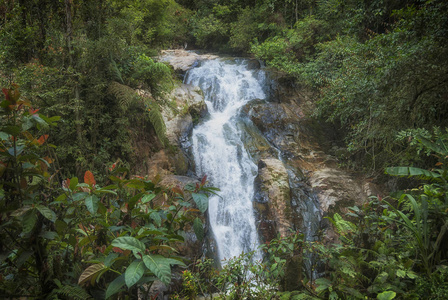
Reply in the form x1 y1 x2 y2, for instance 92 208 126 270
182 133 448 299
2 0 448 298
181 0 448 174
0 0 190 178
0 87 216 298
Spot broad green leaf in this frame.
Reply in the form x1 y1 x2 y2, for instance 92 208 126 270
192 192 208 213
55 219 67 234
55 193 67 203
141 193 156 204
105 274 126 299
22 117 33 131
95 187 117 195
406 271 418 279
23 209 37 233
104 253 119 268
126 179 145 189
36 205 56 222
148 245 177 252
164 258 186 267
39 231 58 240
111 236 145 254
376 271 388 283
72 192 88 201
315 278 332 293
16 250 33 267
78 263 107 285
22 162 35 169
2 125 20 136
0 131 10 140
8 145 25 156
69 177 79 191
417 135 448 156
85 195 99 215
48 115 61 124
193 218 204 241
385 167 440 180
150 212 161 226
125 260 145 288
10 206 33 217
143 255 172 285
129 193 143 209
377 291 396 300
396 269 406 278
79 235 97 247
32 114 49 129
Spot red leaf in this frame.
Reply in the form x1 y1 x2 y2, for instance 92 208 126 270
84 170 96 186
131 221 138 229
37 135 49 145
29 108 40 115
201 175 207 186
2 88 9 100
112 247 123 254
172 186 183 195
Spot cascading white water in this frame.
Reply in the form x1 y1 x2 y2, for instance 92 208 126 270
185 59 265 263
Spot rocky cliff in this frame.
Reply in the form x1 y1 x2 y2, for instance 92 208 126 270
154 50 383 246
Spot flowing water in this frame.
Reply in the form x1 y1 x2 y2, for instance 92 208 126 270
184 58 322 277
185 59 265 263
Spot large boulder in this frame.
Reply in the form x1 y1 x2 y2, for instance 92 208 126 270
163 83 207 147
254 158 293 240
145 149 190 180
158 49 218 72
243 102 299 156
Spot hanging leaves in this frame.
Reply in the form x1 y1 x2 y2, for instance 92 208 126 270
191 192 208 213
193 217 204 241
105 275 126 299
78 263 108 286
142 255 172 285
125 260 145 288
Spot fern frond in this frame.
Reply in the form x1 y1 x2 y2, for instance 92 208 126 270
109 58 124 84
132 54 174 97
330 213 357 234
146 100 169 146
108 81 139 111
50 284 92 300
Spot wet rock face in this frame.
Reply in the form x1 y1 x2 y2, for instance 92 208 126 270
246 70 383 243
244 102 299 156
163 83 208 147
310 168 366 214
254 158 293 240
246 59 261 70
148 83 208 178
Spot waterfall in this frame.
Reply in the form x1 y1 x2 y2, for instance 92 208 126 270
185 59 265 263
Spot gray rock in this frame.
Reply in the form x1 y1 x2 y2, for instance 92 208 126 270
163 83 207 146
158 50 219 72
246 59 261 70
254 158 293 239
